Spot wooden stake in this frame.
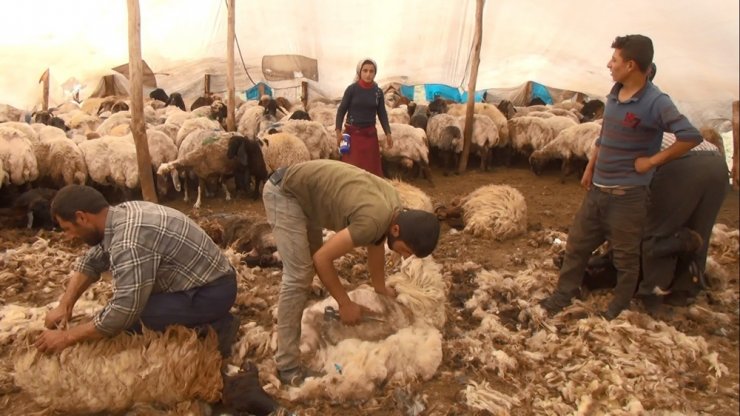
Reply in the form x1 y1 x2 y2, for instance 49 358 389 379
204 74 211 96
732 100 739 190
39 69 50 111
457 0 485 174
226 0 236 132
301 81 308 108
127 0 157 202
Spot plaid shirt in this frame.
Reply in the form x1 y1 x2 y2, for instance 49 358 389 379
75 201 234 336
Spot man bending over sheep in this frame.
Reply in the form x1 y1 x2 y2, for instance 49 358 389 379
262 159 440 386
540 34 702 320
36 185 239 357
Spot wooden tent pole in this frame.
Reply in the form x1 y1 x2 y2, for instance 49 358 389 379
301 81 308 109
39 69 50 111
457 0 485 174
226 0 236 131
732 100 739 190
127 0 157 202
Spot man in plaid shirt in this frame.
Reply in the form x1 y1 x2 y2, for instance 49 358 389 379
35 185 238 356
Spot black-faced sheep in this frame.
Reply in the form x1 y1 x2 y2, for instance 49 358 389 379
427 97 449 116
580 99 605 123
288 110 311 121
497 100 517 119
149 88 169 104
12 187 57 229
166 92 186 111
379 124 433 185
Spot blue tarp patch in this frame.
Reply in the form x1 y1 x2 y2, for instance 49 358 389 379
398 84 485 103
530 82 553 105
243 82 273 101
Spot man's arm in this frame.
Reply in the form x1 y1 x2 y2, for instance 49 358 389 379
581 144 600 189
312 228 365 324
44 271 96 329
35 320 105 353
367 243 394 297
635 140 697 173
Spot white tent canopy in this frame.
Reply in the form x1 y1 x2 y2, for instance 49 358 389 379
1 0 737 129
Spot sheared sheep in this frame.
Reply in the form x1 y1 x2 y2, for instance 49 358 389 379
529 121 601 180
291 256 446 401
461 184 528 240
157 130 237 209
447 102 509 147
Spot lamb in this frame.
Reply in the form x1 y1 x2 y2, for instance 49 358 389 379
226 132 311 199
529 122 601 180
157 130 238 209
259 119 337 160
0 125 39 185
378 123 433 185
460 184 528 241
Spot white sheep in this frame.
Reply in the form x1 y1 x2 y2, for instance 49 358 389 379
32 138 88 187
237 105 276 139
378 123 432 184
447 102 509 146
0 158 7 188
163 107 195 127
0 125 39 185
78 136 139 195
2 122 39 144
529 122 601 179
306 103 337 130
456 114 500 171
461 184 528 241
508 116 557 156
157 130 238 209
387 106 410 124
95 111 131 136
258 119 337 160
389 179 434 212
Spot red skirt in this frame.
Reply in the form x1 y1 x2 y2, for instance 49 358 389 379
341 124 384 177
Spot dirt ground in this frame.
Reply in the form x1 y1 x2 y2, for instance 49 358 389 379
0 160 738 415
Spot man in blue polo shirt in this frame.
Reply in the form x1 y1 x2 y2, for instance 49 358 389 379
540 34 702 320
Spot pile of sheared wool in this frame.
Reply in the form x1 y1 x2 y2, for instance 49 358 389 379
0 237 82 303
13 325 223 414
453 266 732 415
286 256 447 402
709 223 739 264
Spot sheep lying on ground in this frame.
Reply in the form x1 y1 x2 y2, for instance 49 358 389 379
378 123 433 185
389 179 434 212
461 184 528 240
14 326 222 414
0 125 39 186
290 256 446 402
529 121 601 180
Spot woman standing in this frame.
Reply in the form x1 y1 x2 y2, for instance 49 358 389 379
335 58 393 177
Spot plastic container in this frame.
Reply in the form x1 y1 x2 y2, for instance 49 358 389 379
339 133 351 154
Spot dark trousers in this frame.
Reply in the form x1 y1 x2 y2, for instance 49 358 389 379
557 186 648 310
127 274 237 334
639 152 728 295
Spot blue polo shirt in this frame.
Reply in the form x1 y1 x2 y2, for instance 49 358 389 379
593 81 701 187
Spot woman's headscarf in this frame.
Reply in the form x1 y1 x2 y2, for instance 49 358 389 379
354 58 377 81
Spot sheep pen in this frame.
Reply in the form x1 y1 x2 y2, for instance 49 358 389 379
0 162 737 416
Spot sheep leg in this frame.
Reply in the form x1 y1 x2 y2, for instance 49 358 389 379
222 181 232 201
183 180 190 202
170 170 181 193
194 179 204 209
26 212 33 229
420 161 435 187
252 177 263 200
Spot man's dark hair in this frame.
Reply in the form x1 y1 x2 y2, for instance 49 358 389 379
396 209 441 258
51 185 109 222
611 34 654 73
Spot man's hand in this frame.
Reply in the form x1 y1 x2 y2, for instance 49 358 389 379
580 166 594 190
374 285 397 298
634 156 655 174
35 330 74 353
44 304 72 329
338 301 363 326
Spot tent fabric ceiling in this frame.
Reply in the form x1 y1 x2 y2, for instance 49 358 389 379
0 0 737 128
